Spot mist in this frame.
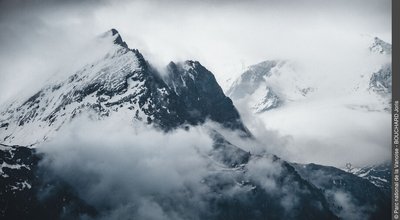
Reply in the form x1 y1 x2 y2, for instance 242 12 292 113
36 115 311 219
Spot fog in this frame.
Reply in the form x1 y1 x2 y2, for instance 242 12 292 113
33 114 378 219
37 116 304 219
231 83 392 167
38 116 215 219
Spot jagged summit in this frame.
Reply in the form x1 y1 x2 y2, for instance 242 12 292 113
101 28 129 48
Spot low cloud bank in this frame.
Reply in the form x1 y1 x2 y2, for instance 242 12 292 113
38 117 214 219
36 116 334 219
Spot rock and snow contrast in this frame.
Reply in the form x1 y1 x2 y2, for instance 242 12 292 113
344 163 391 195
227 60 315 113
0 29 249 146
0 30 391 220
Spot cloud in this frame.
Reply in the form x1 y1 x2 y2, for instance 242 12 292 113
37 116 215 219
230 93 391 167
330 190 370 220
35 114 328 219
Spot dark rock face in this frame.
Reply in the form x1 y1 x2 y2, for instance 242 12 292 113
204 154 338 220
165 61 250 135
293 163 390 220
0 144 97 220
346 163 391 196
110 29 128 48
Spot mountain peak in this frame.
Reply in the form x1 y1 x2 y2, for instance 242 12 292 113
110 28 119 35
103 28 128 48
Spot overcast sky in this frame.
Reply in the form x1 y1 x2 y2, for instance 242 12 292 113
0 0 391 105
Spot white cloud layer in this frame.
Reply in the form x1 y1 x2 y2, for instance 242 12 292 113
36 116 310 219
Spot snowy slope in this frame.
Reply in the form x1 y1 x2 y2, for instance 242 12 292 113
0 29 171 145
0 29 248 145
294 163 390 220
344 163 391 195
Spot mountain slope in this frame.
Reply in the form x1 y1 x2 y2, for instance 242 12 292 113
293 163 390 220
344 163 391 195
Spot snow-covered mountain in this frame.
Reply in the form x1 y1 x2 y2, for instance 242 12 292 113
0 30 391 220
